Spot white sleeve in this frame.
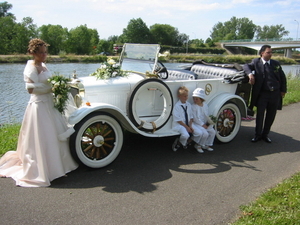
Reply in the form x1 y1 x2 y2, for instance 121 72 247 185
23 60 39 83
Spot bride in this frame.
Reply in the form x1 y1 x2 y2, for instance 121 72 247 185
0 38 78 187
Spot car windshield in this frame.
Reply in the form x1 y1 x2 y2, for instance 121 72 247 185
120 43 160 74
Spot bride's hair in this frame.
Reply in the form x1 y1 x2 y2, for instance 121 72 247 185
27 38 50 54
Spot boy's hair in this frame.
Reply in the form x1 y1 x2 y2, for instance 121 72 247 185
178 86 189 95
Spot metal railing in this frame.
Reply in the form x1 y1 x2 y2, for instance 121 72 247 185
220 38 299 43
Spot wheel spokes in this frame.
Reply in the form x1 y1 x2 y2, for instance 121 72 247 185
217 109 236 137
81 121 116 160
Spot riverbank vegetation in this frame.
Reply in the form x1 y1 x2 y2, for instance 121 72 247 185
0 54 297 65
231 172 300 224
0 123 21 155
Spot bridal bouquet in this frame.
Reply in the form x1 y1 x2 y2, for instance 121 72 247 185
48 74 71 114
90 57 127 80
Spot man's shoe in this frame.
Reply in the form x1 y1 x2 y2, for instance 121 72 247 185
251 136 261 142
262 136 272 143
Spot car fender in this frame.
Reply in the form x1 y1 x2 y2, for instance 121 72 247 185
68 103 144 134
207 93 247 117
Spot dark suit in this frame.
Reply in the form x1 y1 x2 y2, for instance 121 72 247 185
243 58 287 137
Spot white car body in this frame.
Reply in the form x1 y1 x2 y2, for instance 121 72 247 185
68 43 249 168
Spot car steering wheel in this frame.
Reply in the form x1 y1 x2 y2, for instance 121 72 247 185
154 61 169 79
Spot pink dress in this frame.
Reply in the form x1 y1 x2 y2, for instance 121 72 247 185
0 60 78 187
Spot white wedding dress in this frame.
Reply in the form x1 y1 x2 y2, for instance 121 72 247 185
0 60 78 187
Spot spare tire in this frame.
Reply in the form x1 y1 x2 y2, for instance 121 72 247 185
126 78 173 132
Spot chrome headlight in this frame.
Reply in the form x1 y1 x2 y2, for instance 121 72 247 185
70 81 85 108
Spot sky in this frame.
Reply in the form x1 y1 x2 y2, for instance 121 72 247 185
6 0 300 41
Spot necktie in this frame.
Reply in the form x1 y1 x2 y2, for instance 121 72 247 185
181 105 189 126
264 62 271 73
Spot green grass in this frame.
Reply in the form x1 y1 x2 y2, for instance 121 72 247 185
283 76 300 106
0 124 21 156
232 172 300 224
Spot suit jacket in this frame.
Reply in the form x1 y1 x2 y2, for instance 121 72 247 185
243 57 287 110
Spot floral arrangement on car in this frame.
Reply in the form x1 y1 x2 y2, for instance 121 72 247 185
48 74 71 114
90 57 128 80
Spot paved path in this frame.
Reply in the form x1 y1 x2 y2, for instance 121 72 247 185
1 102 300 225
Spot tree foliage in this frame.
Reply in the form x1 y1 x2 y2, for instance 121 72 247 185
11 17 38 53
189 39 206 48
97 39 113 53
0 1 14 18
65 25 99 54
256 24 289 39
0 15 37 54
150 24 179 46
210 16 289 42
120 18 152 43
38 24 68 55
210 16 257 41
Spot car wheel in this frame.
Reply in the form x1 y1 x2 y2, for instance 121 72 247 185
127 78 173 132
70 113 123 168
215 103 241 143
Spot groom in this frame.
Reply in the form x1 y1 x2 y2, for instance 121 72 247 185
243 45 287 143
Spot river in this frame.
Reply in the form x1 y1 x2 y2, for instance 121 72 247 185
1 62 299 124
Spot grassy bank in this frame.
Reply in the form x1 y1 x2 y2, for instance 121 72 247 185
231 172 300 224
0 124 21 155
162 54 297 65
0 54 298 65
0 54 108 64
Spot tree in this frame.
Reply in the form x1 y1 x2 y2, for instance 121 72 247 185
11 17 38 53
177 33 189 46
0 15 37 54
121 18 152 43
150 24 179 46
189 39 205 48
39 24 68 55
210 17 257 41
97 39 112 53
205 38 215 47
89 28 99 54
0 1 14 18
0 16 15 54
0 1 16 54
107 35 118 43
66 25 99 54
256 24 289 39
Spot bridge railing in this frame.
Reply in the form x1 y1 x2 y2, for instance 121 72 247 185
221 38 297 43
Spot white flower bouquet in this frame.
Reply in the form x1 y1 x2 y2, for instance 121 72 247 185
48 74 71 114
90 57 128 80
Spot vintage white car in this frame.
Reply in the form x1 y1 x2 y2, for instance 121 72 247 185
68 43 251 168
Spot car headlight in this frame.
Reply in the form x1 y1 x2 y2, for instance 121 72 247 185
70 81 85 108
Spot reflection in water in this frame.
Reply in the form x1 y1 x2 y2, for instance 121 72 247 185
0 63 299 124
